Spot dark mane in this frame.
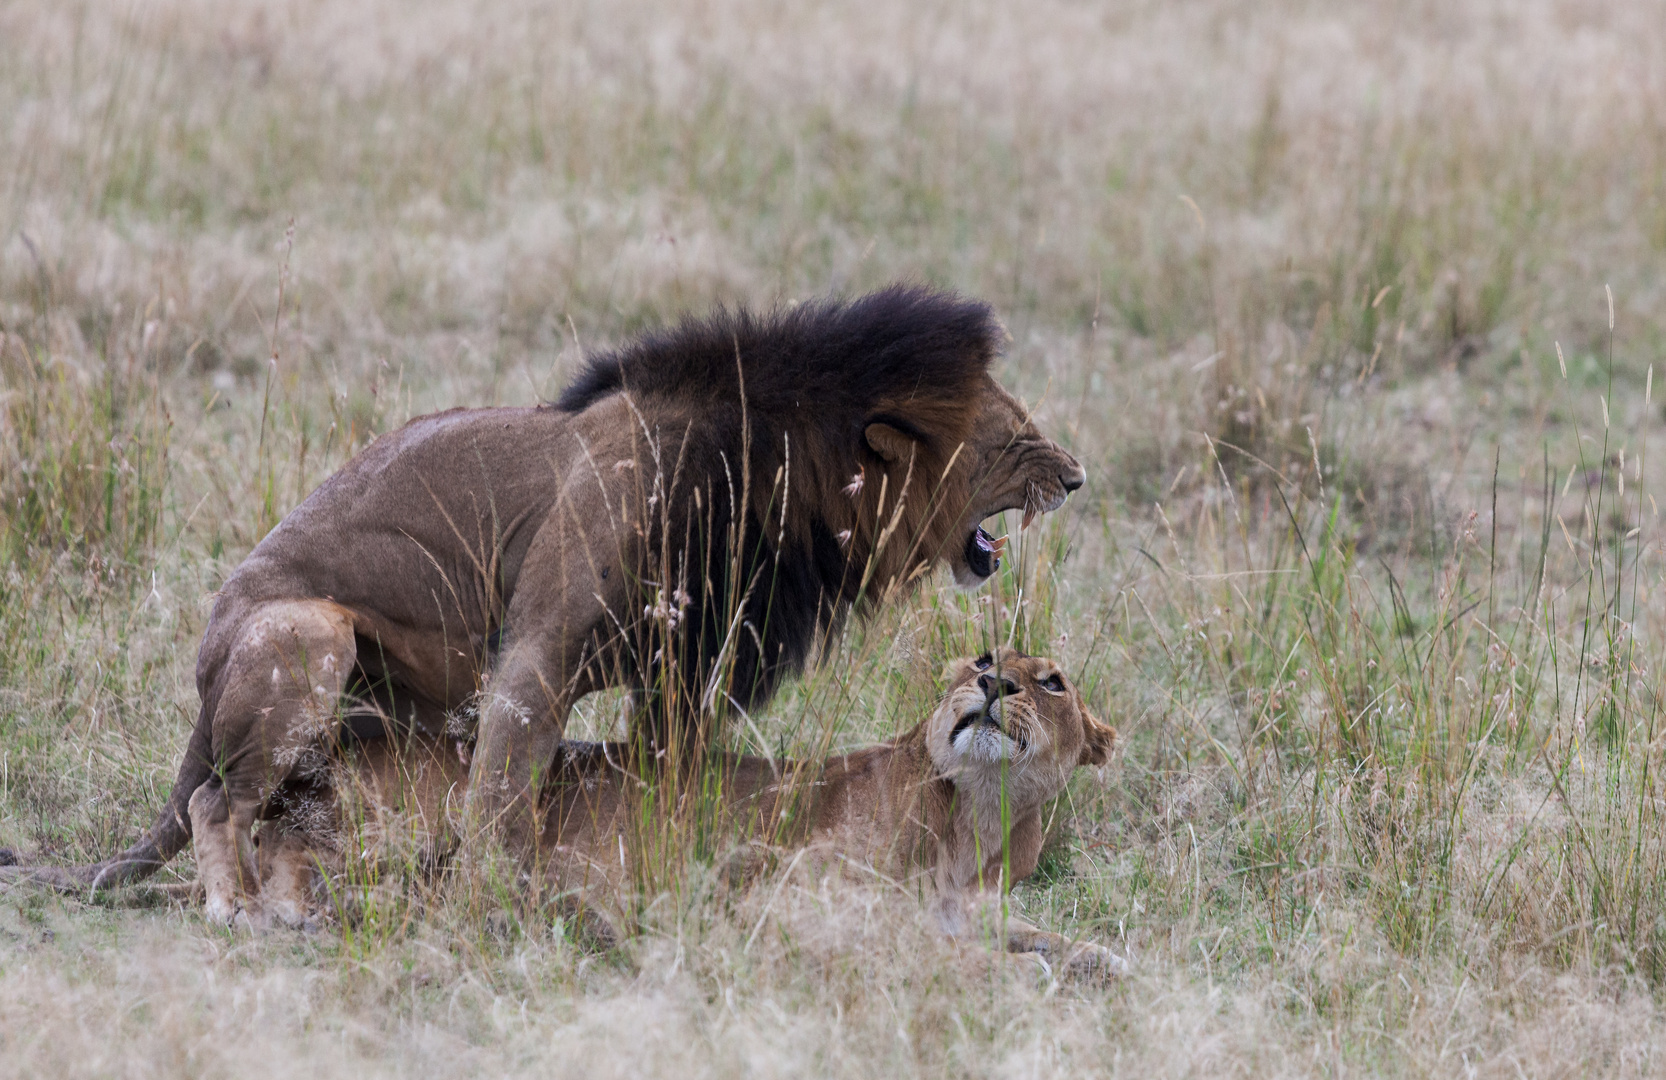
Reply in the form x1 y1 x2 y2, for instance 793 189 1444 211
555 285 1000 419
552 285 1003 750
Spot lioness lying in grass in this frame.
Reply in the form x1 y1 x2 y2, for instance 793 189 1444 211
258 647 1125 978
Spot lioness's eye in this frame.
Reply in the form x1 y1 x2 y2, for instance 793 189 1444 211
1041 673 1066 693
974 654 993 671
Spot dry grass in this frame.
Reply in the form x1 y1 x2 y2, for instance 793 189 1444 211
5 0 1666 1075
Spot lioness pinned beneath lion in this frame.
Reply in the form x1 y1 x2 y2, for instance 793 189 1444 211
0 285 1086 927
263 647 1126 980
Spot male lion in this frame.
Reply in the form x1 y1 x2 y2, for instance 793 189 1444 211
2 286 1085 927
261 646 1126 978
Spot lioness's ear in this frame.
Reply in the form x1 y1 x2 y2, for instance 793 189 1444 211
1078 708 1117 767
938 656 976 688
864 422 917 463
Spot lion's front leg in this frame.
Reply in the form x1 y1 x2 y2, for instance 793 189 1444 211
465 499 634 856
465 624 613 854
466 672 573 854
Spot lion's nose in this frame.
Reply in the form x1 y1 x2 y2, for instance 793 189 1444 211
1061 461 1086 493
978 673 1020 703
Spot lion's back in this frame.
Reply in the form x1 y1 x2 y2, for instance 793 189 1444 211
199 406 581 672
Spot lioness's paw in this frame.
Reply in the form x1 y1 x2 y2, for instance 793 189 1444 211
1061 942 1128 982
1008 951 1054 980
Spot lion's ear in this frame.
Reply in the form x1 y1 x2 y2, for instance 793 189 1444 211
1078 708 1117 767
864 422 917 463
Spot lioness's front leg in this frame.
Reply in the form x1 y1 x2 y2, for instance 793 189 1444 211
1003 921 1129 980
937 894 1127 982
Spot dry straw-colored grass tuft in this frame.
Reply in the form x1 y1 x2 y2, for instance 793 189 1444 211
5 0 1666 1075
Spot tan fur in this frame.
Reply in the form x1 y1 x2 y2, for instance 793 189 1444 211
269 648 1125 978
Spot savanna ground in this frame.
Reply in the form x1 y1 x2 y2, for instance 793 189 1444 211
4 0 1666 1075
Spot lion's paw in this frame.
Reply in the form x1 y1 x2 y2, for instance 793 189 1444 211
203 892 240 928
211 898 294 935
230 905 269 934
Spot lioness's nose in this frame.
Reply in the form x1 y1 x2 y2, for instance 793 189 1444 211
979 673 1020 702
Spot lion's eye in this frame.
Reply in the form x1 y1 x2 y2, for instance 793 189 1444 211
974 654 993 671
1041 673 1066 693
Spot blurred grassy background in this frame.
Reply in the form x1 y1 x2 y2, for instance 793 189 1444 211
4 0 1666 1075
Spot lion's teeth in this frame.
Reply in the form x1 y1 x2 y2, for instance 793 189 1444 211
991 535 1008 553
1022 507 1036 530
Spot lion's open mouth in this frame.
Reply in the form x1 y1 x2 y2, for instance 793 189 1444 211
963 524 1009 579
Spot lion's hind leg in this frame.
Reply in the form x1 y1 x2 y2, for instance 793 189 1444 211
188 781 259 926
196 599 357 928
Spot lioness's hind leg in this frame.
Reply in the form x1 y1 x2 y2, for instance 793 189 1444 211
202 600 357 927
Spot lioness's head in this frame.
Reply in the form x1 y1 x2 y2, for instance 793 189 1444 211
926 646 1115 804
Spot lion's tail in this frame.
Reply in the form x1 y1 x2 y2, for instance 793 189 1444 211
0 703 213 894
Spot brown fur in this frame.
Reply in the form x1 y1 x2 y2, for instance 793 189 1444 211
0 287 1086 929
266 648 1125 978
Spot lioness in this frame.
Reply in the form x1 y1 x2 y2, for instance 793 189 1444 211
261 647 1126 978
3 286 1086 927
